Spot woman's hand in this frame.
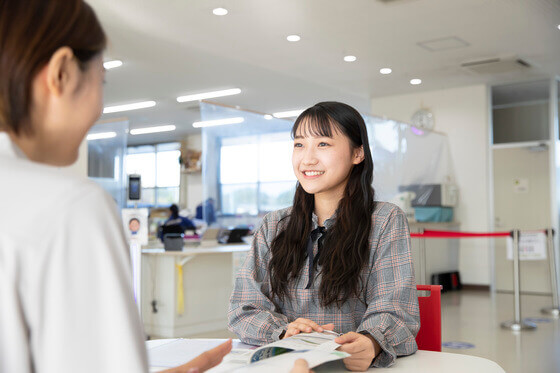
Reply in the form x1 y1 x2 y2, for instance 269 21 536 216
283 318 335 339
162 339 232 373
335 332 380 372
290 359 313 373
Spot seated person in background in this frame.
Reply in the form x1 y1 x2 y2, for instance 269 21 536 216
159 204 196 241
228 102 419 371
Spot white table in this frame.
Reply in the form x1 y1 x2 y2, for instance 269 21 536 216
146 339 505 373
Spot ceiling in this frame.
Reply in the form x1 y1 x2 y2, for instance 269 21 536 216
88 0 560 145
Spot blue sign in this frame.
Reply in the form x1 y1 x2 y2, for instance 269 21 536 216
442 341 475 349
523 317 552 324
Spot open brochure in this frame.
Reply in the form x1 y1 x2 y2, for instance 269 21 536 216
207 332 350 372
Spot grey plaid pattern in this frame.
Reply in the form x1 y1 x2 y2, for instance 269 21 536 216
228 202 419 367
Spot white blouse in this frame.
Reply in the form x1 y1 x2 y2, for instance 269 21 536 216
0 133 148 372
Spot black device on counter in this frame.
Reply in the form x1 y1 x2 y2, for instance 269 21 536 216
128 174 141 200
218 228 250 244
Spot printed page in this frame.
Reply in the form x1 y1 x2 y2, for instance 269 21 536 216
249 332 341 363
236 349 350 372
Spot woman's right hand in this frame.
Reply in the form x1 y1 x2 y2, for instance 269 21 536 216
283 318 335 339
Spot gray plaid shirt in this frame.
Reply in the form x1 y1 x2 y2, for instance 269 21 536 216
228 202 419 367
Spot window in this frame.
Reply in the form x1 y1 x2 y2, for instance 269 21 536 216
125 143 181 207
219 133 296 215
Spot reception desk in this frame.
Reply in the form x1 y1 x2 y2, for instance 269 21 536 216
141 243 250 338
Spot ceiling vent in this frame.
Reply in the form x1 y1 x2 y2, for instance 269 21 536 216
461 57 531 75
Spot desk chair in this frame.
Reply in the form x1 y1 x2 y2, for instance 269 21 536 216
416 284 442 352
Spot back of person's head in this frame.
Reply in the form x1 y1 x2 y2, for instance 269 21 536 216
0 0 106 135
170 204 179 217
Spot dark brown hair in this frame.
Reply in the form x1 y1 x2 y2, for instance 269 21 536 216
269 101 376 307
0 0 106 135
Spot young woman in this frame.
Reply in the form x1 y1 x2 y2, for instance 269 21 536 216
228 102 420 370
0 1 239 372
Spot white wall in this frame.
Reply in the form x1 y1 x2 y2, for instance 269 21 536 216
371 85 491 285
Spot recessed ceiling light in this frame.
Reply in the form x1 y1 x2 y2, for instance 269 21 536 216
410 79 422 85
103 100 156 114
344 55 357 62
103 60 123 70
264 114 273 120
177 88 241 103
273 109 304 118
213 7 228 16
380 68 392 75
86 132 117 141
192 117 244 128
287 35 301 42
130 125 176 135
557 24 560 30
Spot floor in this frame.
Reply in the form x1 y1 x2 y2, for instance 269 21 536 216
176 290 560 373
439 290 559 373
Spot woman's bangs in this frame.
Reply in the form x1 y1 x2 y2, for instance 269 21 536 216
291 110 340 139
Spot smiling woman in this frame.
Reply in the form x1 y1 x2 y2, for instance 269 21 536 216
228 102 420 371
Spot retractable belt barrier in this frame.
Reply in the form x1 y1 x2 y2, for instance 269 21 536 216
410 228 560 331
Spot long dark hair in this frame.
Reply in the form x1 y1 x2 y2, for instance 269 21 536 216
269 101 375 307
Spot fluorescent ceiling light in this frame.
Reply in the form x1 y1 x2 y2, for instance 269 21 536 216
192 117 244 128
177 88 241 103
213 7 228 16
103 100 156 114
103 60 123 69
273 109 304 118
380 68 392 74
264 114 273 120
130 125 176 135
287 35 301 42
344 55 357 62
410 78 422 85
87 131 117 141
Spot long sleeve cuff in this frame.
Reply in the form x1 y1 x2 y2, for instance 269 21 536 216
271 326 286 341
357 327 397 368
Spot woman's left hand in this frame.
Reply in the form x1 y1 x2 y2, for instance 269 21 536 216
334 332 380 372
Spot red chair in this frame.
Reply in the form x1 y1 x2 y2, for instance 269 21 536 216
416 285 442 352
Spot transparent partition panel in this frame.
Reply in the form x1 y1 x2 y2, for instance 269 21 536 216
87 119 128 208
365 115 455 203
201 102 456 228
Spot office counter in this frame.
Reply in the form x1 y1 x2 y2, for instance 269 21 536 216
141 243 250 338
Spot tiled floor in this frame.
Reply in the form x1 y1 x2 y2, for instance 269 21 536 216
178 290 560 373
440 289 559 373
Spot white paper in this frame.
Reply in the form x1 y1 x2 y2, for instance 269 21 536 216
506 231 547 261
235 349 349 372
513 178 529 193
122 208 149 245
